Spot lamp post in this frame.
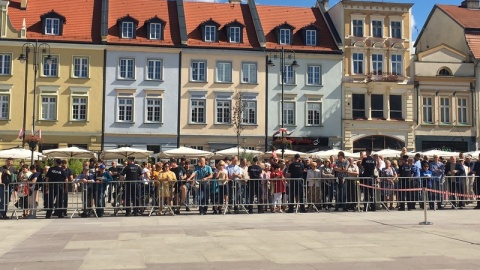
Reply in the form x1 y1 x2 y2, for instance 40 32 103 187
18 40 52 164
267 47 299 159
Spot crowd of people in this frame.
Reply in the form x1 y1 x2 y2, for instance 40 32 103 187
0 147 479 219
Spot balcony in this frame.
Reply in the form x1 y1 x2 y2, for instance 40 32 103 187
343 73 403 83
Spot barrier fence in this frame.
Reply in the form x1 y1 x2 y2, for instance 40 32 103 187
2 176 479 219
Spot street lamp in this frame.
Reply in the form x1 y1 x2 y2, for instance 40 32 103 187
267 47 299 159
18 40 52 164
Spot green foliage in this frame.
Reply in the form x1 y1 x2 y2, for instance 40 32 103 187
239 150 255 163
68 159 84 176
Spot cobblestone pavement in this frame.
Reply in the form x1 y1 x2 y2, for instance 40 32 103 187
1 209 480 270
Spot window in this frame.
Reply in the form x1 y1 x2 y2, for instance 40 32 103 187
216 62 232 83
283 65 295 84
216 100 231 124
372 20 382 38
45 18 60 35
372 54 383 75
191 146 204 150
205 25 216 42
72 97 87 121
371 94 384 119
147 59 162 81
119 58 135 79
391 54 402 76
190 99 206 123
438 68 451 76
41 96 57 120
43 56 58 77
146 98 162 123
0 95 9 120
229 27 241 43
422 97 433 124
191 61 206 82
440 97 450 124
280 29 291 45
283 102 295 125
73 57 88 78
352 94 365 119
242 100 256 124
122 22 134 38
241 63 257 83
306 30 316 46
353 20 364 37
307 102 321 126
149 23 162 40
391 21 402 39
389 95 402 120
118 97 134 122
352 53 364 74
307 65 321 85
0 54 11 75
457 98 467 124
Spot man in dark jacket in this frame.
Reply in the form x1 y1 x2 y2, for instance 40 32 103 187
444 156 466 208
472 154 480 209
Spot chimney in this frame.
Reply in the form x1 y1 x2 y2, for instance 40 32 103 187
21 0 27 10
316 0 329 11
461 0 480 9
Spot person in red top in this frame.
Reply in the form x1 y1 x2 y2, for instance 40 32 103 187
270 164 285 213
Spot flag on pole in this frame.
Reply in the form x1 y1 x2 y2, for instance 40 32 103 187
18 129 25 139
37 129 42 138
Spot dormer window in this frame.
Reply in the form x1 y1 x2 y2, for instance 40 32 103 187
201 18 220 43
117 15 139 39
305 30 316 46
276 22 295 45
40 10 66 36
145 16 166 40
224 19 245 44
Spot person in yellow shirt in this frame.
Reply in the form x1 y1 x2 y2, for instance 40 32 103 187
159 163 176 213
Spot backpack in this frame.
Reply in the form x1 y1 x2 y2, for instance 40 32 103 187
17 183 29 197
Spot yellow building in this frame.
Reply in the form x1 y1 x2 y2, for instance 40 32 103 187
0 0 104 151
328 0 415 151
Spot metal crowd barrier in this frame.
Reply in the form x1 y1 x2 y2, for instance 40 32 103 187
0 183 6 213
440 176 479 209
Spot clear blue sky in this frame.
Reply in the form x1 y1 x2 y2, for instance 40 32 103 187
254 0 462 40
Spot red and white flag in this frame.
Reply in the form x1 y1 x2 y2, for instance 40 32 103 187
37 129 42 138
18 129 25 139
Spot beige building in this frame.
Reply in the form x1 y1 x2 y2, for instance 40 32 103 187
414 1 480 152
328 0 415 151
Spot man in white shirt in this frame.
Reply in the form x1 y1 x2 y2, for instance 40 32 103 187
226 156 243 214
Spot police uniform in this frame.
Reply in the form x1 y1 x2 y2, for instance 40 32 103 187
398 162 413 210
361 155 376 211
121 161 143 216
287 160 305 213
247 163 263 214
45 165 68 218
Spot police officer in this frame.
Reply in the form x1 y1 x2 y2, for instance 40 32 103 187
120 156 143 216
287 154 306 213
397 155 413 211
361 148 376 211
247 157 263 214
45 159 68 218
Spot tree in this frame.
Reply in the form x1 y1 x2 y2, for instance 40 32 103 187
231 90 245 157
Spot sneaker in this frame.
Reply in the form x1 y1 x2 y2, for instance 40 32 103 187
279 209 283 213
185 207 191 212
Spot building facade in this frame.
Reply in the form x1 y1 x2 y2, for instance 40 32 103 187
329 0 415 151
0 0 104 151
414 1 480 152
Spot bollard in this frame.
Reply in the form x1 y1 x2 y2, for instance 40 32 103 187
419 188 433 225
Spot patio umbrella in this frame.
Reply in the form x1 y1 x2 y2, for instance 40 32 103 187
373 149 402 158
421 149 460 158
0 148 45 160
262 149 310 159
310 149 355 159
214 147 263 158
158 147 213 159
43 146 97 159
101 147 153 160
466 151 480 159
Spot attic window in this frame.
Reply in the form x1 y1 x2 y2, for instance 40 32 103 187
145 16 166 40
276 22 295 45
438 68 452 76
201 19 220 43
224 20 245 44
40 10 66 36
305 30 316 46
117 15 139 39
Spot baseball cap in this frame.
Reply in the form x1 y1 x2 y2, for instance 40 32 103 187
99 164 106 169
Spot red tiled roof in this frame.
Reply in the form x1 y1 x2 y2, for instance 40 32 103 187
107 0 180 46
466 32 480 59
8 0 101 43
256 5 338 52
183 2 260 49
437 4 480 29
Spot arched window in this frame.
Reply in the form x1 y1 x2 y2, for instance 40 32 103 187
438 67 452 76
353 135 405 152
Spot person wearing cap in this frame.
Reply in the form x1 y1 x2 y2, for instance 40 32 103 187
247 157 263 214
93 164 112 217
361 148 377 211
429 155 445 210
444 156 466 209
286 153 306 213
44 159 68 218
120 156 144 216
